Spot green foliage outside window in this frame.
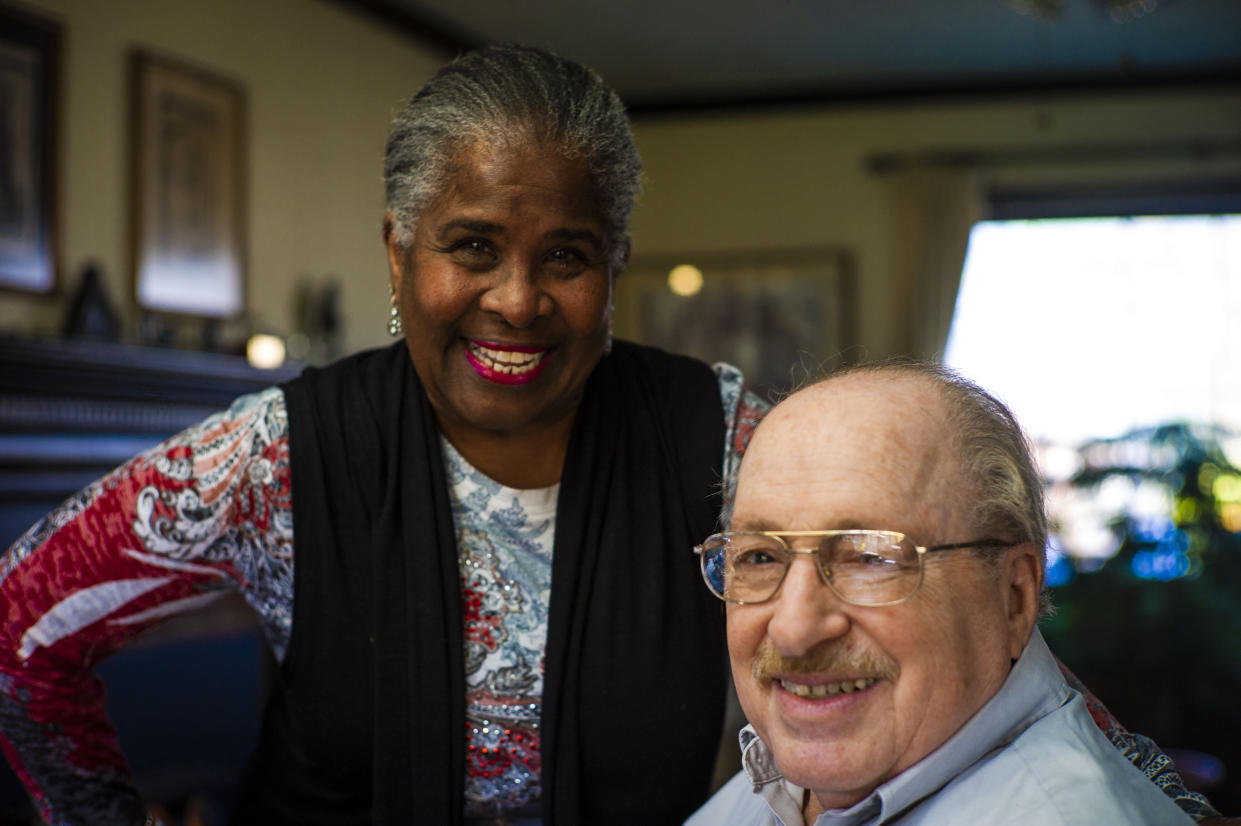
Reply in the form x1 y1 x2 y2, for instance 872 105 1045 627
1040 423 1241 812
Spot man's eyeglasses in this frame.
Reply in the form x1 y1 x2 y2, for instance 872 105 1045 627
693 530 1015 606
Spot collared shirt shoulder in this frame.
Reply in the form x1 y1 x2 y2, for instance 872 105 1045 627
897 691 1196 824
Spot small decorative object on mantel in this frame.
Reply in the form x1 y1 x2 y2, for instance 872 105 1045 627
286 276 343 365
245 331 286 370
136 311 179 349
130 50 246 319
0 4 59 294
200 314 249 355
60 262 120 342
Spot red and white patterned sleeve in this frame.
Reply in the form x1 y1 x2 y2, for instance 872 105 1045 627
0 387 293 826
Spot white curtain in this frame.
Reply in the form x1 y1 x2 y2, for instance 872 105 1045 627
888 166 984 361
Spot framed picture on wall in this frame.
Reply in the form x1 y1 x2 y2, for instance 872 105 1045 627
130 51 246 318
0 5 58 294
612 248 856 401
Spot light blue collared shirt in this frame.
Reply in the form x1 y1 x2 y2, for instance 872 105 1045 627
686 630 1195 825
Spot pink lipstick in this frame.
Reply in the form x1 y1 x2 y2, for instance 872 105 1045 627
465 340 553 386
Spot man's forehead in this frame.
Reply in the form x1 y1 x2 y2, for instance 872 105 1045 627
750 372 948 461
734 372 960 532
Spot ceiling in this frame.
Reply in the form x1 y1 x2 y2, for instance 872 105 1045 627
337 0 1241 112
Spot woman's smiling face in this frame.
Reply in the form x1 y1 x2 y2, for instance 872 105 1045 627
386 138 616 450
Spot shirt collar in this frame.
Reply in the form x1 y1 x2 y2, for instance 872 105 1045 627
736 629 1070 825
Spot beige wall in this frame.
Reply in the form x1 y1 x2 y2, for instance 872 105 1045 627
2 0 1239 362
629 88 1241 359
0 0 444 354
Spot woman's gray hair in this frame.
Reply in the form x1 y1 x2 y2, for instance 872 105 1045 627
383 44 642 274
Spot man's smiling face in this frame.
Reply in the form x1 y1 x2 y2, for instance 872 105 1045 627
726 373 1027 811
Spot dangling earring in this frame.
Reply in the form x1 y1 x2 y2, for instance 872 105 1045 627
387 285 403 337
603 301 614 355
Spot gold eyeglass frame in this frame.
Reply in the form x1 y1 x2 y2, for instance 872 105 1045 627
693 529 1014 606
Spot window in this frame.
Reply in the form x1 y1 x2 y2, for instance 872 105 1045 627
946 215 1241 445
944 212 1241 808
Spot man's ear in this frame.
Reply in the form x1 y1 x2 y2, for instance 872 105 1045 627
1003 543 1042 660
383 213 404 296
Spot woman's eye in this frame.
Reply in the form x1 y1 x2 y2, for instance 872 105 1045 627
448 238 495 262
544 247 588 274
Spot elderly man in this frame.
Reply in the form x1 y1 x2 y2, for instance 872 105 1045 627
687 363 1195 825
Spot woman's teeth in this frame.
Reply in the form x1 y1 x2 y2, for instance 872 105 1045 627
469 342 547 375
779 677 879 699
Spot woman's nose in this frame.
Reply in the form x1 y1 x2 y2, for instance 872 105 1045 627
479 263 552 328
765 554 851 657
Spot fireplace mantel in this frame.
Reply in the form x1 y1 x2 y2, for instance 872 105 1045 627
0 335 301 540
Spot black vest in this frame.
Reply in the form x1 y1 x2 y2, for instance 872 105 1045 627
231 340 728 825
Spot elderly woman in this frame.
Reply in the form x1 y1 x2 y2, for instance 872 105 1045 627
1 45 758 826
0 45 1220 826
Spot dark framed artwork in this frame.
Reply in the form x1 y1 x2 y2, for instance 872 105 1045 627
0 5 58 293
130 51 246 318
612 249 856 400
